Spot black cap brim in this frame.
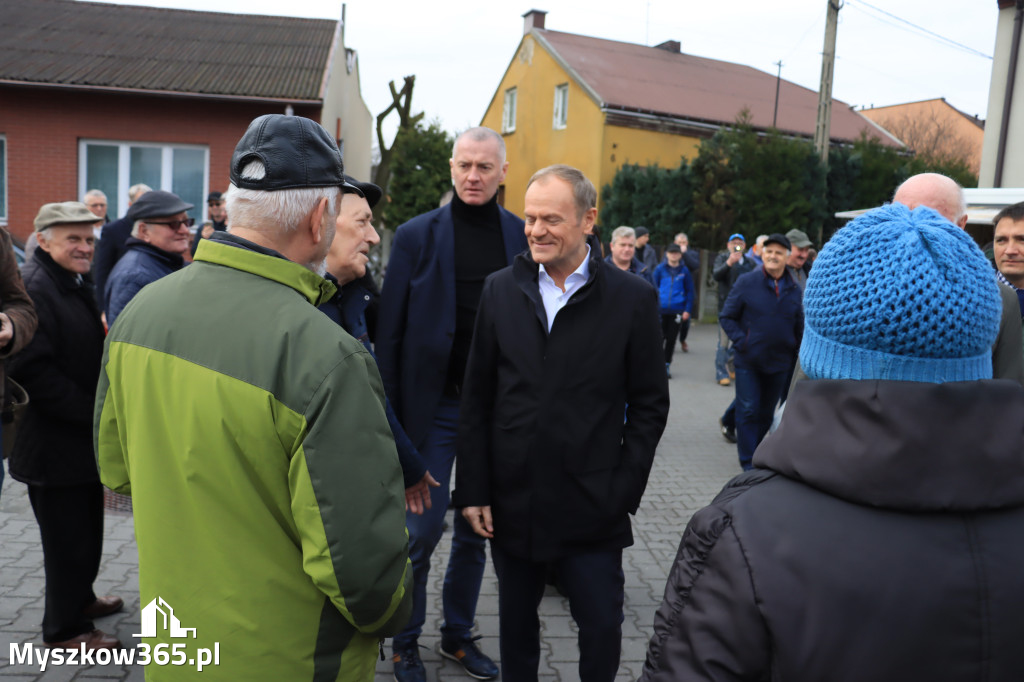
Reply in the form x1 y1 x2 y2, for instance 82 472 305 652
342 175 383 209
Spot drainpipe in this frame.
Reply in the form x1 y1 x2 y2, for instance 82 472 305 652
994 0 1024 187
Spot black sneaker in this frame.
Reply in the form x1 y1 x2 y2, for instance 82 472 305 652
719 417 737 444
439 635 499 680
392 645 426 682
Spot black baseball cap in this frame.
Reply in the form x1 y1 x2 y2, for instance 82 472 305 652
763 233 791 250
230 114 360 194
342 175 382 209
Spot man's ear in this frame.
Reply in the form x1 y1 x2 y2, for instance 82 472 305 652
309 197 330 245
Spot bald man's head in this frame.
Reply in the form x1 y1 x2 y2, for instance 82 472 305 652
892 173 967 228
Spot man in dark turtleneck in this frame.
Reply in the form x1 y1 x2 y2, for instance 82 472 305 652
377 127 527 681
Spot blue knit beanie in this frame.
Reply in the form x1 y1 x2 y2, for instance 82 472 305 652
800 203 1001 383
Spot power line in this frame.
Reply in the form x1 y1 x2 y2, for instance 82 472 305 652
846 0 992 60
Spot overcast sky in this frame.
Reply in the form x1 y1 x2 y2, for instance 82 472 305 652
94 0 1000 146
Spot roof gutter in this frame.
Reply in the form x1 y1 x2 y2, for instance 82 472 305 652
994 0 1024 187
0 79 322 106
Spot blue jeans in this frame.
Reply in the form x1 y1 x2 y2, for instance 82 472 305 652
715 324 734 381
734 365 788 470
393 397 487 650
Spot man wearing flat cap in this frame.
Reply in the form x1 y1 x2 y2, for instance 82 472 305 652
8 203 118 650
103 190 193 326
95 115 412 680
785 228 813 290
719 232 803 471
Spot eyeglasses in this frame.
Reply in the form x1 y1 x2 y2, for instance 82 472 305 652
144 218 194 230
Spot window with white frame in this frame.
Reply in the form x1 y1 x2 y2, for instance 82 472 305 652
0 136 6 224
79 140 208 221
553 84 569 129
502 88 517 133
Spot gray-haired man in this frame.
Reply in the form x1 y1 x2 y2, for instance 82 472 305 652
95 114 411 679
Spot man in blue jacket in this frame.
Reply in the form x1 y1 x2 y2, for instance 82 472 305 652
719 233 803 470
652 243 695 377
104 191 192 326
376 126 526 681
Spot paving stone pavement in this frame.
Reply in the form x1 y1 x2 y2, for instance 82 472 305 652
0 322 742 681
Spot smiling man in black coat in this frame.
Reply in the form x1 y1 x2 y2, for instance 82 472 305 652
455 164 669 681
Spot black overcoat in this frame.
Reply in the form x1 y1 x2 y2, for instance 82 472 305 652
454 251 669 561
7 250 105 486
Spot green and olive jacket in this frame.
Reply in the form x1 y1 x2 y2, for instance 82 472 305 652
95 234 411 681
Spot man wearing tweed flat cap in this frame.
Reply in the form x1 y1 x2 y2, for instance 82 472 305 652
96 114 411 680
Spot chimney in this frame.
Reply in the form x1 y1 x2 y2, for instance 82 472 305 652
654 40 680 53
523 9 547 34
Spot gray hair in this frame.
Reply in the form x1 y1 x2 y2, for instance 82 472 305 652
452 127 506 164
755 234 769 246
224 160 339 233
131 220 145 238
611 226 636 243
674 232 688 242
128 184 152 203
83 189 106 201
526 164 597 220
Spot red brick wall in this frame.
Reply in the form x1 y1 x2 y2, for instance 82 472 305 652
0 85 320 242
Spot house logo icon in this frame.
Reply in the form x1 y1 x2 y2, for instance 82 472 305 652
134 597 197 639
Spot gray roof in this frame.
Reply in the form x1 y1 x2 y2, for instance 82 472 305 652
0 0 338 101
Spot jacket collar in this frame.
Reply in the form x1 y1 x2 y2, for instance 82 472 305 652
124 237 186 270
757 379 1024 511
32 248 87 292
514 247 603 332
194 233 336 306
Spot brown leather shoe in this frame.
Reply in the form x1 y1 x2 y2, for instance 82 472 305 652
45 629 122 650
82 596 124 618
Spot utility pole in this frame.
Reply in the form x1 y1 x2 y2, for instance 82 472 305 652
814 0 842 163
772 60 783 128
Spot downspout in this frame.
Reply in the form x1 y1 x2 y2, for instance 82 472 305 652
994 0 1024 187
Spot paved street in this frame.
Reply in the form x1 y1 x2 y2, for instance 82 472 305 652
0 321 742 681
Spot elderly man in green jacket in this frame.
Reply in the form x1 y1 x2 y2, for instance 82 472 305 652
95 115 411 680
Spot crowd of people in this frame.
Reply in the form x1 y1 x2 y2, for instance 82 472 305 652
2 114 1024 682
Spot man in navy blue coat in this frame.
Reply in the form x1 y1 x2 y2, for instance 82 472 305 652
376 126 527 681
719 233 803 471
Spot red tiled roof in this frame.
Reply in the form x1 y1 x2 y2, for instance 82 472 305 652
536 29 897 145
0 0 336 101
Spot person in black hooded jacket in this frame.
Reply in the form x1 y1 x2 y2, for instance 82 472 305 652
641 203 1024 682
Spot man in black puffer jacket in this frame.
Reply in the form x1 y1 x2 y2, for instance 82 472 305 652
642 203 1024 681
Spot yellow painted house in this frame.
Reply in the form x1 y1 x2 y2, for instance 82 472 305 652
482 10 898 218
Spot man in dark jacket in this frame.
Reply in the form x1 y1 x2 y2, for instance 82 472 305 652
8 202 119 650
104 190 192 326
456 165 669 681
605 225 654 283
635 226 659 272
92 183 150 311
719 233 802 470
319 174 439 516
376 126 525 681
642 203 1024 682
712 233 755 386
